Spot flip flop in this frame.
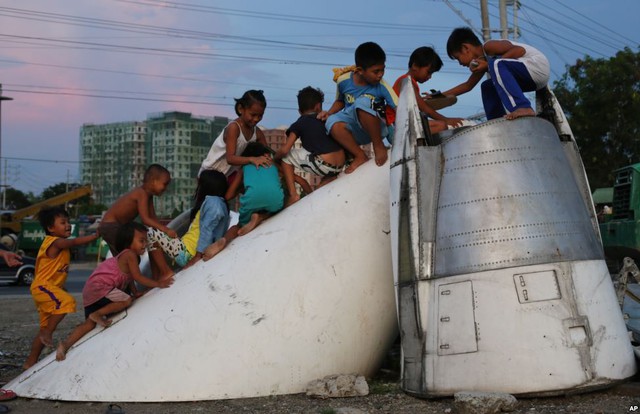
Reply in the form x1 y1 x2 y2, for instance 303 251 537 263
105 403 124 413
0 390 16 402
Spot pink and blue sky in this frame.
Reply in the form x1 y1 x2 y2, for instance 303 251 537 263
1 0 638 195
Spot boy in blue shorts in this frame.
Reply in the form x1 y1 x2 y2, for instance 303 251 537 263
319 42 398 174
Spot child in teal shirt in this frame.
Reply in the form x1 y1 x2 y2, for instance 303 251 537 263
227 142 284 236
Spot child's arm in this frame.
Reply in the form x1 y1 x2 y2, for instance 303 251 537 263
224 123 271 168
135 190 178 238
274 132 299 160
120 250 173 289
414 86 464 128
318 100 345 121
441 70 485 97
483 39 526 60
47 234 100 258
225 170 244 201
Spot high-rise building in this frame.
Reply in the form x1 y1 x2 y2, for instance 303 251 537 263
80 112 229 217
80 120 147 210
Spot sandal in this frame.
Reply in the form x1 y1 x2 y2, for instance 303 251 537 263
0 390 16 402
105 403 124 413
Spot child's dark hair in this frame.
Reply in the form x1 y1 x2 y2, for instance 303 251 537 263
409 46 443 72
297 86 324 113
143 164 170 183
38 206 69 235
234 90 267 116
355 42 386 70
191 170 229 221
241 142 271 158
115 222 148 254
447 27 482 59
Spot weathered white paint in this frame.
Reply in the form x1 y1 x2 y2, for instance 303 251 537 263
7 161 398 402
389 79 637 397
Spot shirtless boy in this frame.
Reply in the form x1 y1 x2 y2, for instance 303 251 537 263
98 164 175 280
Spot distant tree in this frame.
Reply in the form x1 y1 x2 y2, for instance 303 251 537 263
40 182 75 200
553 47 640 189
1 187 31 209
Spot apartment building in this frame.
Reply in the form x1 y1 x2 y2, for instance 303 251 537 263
80 112 229 217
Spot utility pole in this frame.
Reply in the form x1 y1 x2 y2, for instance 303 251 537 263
499 0 509 39
0 84 13 216
480 0 491 42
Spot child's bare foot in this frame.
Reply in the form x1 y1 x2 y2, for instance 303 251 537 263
238 213 264 236
22 360 35 370
39 331 53 347
372 144 388 166
203 238 227 261
505 108 535 120
56 342 68 361
89 313 112 328
344 155 368 174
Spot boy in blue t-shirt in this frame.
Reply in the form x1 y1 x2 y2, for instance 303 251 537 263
319 42 398 174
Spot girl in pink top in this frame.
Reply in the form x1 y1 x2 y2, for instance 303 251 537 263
55 222 173 361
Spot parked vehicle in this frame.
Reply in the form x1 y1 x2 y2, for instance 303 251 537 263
0 244 36 286
599 163 640 272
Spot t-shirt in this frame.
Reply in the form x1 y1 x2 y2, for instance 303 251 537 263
286 114 342 155
334 71 398 114
82 250 132 307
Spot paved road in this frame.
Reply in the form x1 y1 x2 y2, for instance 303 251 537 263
0 261 96 297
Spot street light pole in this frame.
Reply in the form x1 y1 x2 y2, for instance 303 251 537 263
0 84 14 211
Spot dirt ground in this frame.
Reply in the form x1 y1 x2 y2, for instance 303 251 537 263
1 294 639 414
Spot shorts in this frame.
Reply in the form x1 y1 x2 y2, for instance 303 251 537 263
31 285 77 328
239 194 284 226
147 227 188 262
282 148 343 177
84 288 130 318
326 96 390 145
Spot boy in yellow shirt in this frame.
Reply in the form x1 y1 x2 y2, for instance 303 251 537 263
24 206 99 370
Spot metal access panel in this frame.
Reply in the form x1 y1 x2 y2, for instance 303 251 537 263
513 270 561 303
437 281 478 356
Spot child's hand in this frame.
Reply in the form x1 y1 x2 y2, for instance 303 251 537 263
251 155 272 168
166 229 178 239
445 117 465 128
158 276 174 288
317 111 329 121
469 57 487 73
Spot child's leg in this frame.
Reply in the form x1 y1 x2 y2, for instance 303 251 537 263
149 247 174 281
281 162 300 205
356 109 388 168
238 213 270 236
294 174 312 195
39 313 66 347
24 335 46 370
486 59 537 119
88 297 132 327
203 225 239 261
330 122 368 173
56 319 96 361
57 299 132 361
481 79 507 120
23 312 66 369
